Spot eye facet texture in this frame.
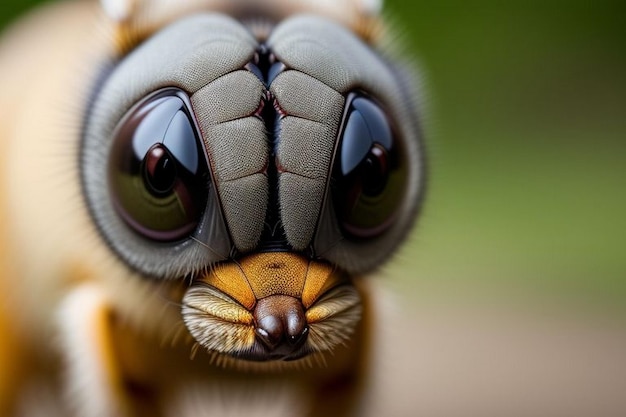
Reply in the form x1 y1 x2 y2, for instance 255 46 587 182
82 13 424 278
109 89 209 242
270 15 424 272
82 14 260 278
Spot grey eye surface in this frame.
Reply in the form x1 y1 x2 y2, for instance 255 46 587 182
332 94 407 239
81 12 422 278
109 89 209 242
81 13 262 278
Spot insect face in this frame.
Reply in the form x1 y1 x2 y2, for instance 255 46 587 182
82 13 424 364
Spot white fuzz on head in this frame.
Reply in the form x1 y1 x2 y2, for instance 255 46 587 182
100 0 133 22
358 0 383 15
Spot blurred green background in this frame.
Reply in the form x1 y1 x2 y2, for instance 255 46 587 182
1 0 624 307
382 0 626 309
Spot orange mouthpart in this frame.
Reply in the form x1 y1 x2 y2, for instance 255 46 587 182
197 252 343 310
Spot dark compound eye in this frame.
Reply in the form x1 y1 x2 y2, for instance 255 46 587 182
332 95 407 240
108 89 209 242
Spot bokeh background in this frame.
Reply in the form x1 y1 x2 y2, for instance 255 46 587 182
0 0 624 413
384 0 626 308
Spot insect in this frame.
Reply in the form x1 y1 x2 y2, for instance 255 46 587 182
0 0 425 415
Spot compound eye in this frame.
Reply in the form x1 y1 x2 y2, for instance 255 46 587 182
108 89 209 242
332 95 407 239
